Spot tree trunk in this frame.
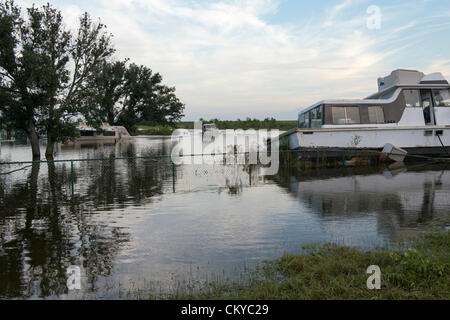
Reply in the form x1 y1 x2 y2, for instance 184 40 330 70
45 135 55 160
25 162 41 230
27 120 41 161
108 111 115 125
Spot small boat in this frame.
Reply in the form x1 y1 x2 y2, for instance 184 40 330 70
202 123 220 142
381 143 408 162
279 69 450 158
172 129 191 140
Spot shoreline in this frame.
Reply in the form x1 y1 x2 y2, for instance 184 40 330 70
140 231 449 300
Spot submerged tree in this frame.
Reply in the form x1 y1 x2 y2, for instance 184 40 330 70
0 1 114 160
84 61 185 132
1 1 184 160
83 59 128 126
0 1 44 159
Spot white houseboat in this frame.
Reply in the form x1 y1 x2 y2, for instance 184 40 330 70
282 69 450 157
63 122 131 147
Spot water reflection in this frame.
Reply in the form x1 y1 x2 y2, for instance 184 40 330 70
0 138 449 299
0 161 136 298
0 138 174 298
273 162 450 241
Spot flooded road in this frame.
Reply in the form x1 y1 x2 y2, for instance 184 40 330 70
0 137 449 299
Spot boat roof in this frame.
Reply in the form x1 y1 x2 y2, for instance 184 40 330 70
76 125 97 131
76 122 116 131
299 70 450 115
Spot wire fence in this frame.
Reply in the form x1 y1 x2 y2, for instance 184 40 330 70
0 148 448 204
0 152 266 205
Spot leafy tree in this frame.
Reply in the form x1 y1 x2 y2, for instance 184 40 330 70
0 1 45 159
83 59 128 126
0 1 114 160
85 62 185 132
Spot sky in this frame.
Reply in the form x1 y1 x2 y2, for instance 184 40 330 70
15 0 450 120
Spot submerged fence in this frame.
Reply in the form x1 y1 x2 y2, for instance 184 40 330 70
0 151 270 203
0 147 448 203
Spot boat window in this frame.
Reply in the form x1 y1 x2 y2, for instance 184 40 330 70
403 89 421 107
80 131 95 137
432 89 450 107
298 113 305 128
103 131 116 136
367 106 385 124
310 105 323 128
203 124 217 130
331 106 360 125
298 112 310 128
380 89 396 99
421 90 434 125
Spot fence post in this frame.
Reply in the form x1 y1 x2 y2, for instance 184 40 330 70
316 150 319 167
172 161 176 193
71 161 74 196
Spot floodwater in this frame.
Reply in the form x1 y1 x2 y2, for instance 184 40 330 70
0 137 449 299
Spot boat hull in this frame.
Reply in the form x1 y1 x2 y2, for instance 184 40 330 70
286 127 450 157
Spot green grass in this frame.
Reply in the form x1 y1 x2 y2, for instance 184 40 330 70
144 231 450 300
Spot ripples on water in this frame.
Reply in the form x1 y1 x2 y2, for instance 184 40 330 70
0 137 449 299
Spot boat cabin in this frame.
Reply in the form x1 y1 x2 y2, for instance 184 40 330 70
298 70 450 129
76 122 131 141
202 123 218 133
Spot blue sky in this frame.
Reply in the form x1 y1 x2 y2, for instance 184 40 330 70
16 0 450 120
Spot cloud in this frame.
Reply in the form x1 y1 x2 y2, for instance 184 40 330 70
93 1 371 111
425 60 450 80
323 0 364 27
10 0 450 119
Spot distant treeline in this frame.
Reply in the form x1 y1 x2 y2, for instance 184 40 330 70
136 118 297 136
197 118 297 131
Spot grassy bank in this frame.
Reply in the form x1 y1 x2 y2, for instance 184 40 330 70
152 231 449 300
134 119 297 136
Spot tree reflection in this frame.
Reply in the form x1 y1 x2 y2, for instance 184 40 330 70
0 152 172 298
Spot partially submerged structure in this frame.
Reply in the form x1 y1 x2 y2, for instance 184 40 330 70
279 69 450 158
64 122 131 147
